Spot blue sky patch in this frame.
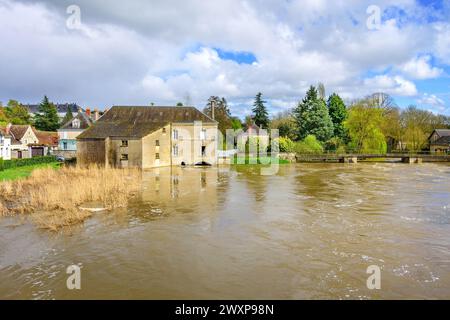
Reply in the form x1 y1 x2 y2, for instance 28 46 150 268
214 48 257 65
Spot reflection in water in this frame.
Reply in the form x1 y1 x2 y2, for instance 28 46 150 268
1 163 450 299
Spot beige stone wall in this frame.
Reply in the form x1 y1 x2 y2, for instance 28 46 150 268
171 122 218 166
77 139 106 167
105 137 142 168
142 124 171 168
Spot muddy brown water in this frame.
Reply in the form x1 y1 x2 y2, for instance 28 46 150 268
1 163 450 299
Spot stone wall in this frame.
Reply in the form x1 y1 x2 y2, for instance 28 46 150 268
53 150 77 159
279 152 297 163
77 139 106 167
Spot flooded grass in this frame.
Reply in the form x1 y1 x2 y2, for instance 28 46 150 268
0 165 141 230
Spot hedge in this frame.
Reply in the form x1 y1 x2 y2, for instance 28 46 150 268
0 155 57 171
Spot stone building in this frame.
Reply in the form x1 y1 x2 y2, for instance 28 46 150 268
76 106 218 168
429 129 450 153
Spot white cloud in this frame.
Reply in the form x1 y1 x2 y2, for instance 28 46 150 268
363 75 418 97
418 93 446 112
0 0 449 115
399 55 443 79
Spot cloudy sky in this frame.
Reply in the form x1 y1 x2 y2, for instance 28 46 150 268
1 0 449 118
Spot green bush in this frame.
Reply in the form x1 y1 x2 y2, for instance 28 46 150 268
0 155 57 171
295 135 324 154
278 137 295 153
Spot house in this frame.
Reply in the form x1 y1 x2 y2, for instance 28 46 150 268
429 129 450 153
58 111 94 151
0 124 58 158
0 127 12 160
24 103 83 121
76 106 218 168
33 130 59 155
8 124 39 158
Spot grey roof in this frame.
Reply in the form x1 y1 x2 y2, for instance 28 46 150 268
59 112 92 130
77 106 216 139
434 129 450 137
24 103 82 114
434 135 450 145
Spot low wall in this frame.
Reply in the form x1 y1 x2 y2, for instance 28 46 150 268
53 150 77 159
279 152 296 163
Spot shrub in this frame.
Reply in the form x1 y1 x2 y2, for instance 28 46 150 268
295 135 324 154
278 137 295 153
325 137 345 153
0 156 57 171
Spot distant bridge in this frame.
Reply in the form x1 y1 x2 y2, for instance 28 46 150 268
295 153 450 163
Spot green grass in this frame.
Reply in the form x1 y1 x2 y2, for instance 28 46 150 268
231 156 290 165
0 162 61 181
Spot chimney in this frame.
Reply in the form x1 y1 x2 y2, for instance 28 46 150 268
5 123 12 135
94 108 100 121
211 100 215 120
86 107 91 118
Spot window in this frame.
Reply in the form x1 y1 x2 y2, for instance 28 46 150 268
201 146 206 157
72 119 80 129
173 129 178 140
173 145 178 156
63 142 67 150
120 154 128 161
200 128 206 140
155 140 160 146
162 128 166 134
155 153 160 160
121 140 128 147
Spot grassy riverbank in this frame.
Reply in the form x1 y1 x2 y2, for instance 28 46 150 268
0 162 61 181
0 166 141 230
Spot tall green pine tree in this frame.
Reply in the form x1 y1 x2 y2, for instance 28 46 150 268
327 93 348 140
252 92 269 129
293 86 334 142
34 96 60 131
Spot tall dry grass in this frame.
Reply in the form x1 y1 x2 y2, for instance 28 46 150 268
0 165 141 230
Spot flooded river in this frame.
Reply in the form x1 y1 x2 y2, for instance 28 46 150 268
1 163 450 299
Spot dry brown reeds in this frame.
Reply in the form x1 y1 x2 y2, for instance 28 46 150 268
0 165 141 230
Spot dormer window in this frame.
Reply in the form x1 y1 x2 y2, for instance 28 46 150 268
72 118 80 129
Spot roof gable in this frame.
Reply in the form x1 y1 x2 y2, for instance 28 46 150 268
60 112 92 130
9 125 32 140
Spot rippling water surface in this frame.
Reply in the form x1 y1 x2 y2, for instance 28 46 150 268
1 163 450 299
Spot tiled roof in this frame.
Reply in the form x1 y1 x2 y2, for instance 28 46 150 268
24 103 82 114
9 125 30 140
60 112 92 130
78 106 216 139
433 135 450 145
0 127 9 137
33 130 59 146
435 129 450 137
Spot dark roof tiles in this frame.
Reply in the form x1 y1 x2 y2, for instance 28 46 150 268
78 106 216 139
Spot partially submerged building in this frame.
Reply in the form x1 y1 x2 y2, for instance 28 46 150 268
76 106 218 168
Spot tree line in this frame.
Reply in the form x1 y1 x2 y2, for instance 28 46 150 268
0 96 74 132
204 87 450 154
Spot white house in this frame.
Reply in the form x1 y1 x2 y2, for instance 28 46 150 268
0 127 12 160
